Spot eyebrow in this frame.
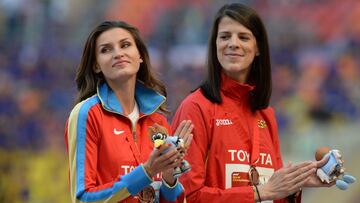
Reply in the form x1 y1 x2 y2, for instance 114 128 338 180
218 31 253 36
98 38 130 48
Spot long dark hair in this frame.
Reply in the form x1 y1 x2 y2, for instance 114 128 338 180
200 3 272 112
75 21 168 112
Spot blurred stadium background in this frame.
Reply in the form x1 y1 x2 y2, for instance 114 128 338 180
0 0 359 202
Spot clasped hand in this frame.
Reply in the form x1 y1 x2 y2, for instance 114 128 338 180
143 120 193 185
258 155 333 201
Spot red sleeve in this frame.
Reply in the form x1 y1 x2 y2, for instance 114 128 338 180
171 97 254 203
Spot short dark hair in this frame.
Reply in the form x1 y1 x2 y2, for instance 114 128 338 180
75 21 168 112
200 3 272 112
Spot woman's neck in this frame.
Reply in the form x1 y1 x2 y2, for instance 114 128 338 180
222 69 248 84
107 77 136 115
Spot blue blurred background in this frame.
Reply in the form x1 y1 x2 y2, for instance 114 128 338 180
0 0 359 202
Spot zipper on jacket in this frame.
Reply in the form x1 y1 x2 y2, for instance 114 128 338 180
131 114 146 143
101 101 163 155
132 127 137 142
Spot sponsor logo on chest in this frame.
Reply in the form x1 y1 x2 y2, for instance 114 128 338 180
121 165 161 179
113 128 125 135
215 118 233 126
228 149 273 166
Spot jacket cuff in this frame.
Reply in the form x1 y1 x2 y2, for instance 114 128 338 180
141 164 154 181
160 178 184 201
116 165 153 195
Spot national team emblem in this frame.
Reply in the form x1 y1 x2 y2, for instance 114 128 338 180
257 120 267 129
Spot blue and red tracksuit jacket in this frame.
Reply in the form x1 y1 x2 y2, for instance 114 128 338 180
65 81 185 203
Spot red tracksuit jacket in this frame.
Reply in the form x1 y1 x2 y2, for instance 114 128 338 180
171 73 294 203
65 81 185 203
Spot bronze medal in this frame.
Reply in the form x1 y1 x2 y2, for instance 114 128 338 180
136 186 155 203
249 165 260 186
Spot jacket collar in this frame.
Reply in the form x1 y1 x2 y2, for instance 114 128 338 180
97 80 166 115
220 71 254 101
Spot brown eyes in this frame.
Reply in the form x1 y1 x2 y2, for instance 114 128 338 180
100 47 110 53
121 42 131 48
218 35 251 41
239 36 250 41
219 35 230 40
99 42 132 53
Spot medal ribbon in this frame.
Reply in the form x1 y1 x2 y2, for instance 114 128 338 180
125 132 142 165
251 111 260 165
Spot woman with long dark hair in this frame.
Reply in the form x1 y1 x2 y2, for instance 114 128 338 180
65 21 193 203
172 3 332 203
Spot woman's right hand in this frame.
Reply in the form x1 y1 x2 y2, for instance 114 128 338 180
143 143 183 177
257 161 317 201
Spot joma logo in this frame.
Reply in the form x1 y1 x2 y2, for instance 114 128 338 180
215 119 233 126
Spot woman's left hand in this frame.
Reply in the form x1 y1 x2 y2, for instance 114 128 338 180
173 120 194 150
303 155 335 188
